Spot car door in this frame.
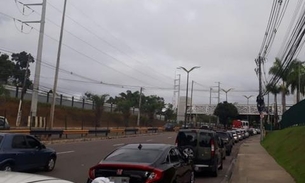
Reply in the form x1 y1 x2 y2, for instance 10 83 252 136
11 135 35 170
169 148 184 183
174 148 192 183
25 135 47 168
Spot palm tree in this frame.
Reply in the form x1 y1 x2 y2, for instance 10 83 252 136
269 58 290 114
115 90 139 127
286 59 305 102
266 83 281 126
85 92 109 127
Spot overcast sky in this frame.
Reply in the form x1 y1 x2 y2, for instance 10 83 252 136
0 0 303 106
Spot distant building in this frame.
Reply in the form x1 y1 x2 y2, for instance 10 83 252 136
177 96 191 123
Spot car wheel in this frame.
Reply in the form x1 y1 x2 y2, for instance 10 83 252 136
211 161 218 177
2 163 13 171
219 159 223 170
189 170 195 183
182 146 195 158
44 156 56 171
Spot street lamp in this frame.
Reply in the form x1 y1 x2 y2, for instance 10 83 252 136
177 66 200 128
222 88 233 101
243 95 253 122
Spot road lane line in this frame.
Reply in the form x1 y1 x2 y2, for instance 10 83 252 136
168 137 172 139
113 143 124 147
57 151 75 155
146 139 153 142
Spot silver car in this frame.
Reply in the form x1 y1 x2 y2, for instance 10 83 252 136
0 116 10 130
0 171 73 183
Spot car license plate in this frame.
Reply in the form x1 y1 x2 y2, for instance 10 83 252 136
109 177 129 183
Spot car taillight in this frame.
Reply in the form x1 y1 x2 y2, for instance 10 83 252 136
88 167 95 180
210 139 215 157
146 169 163 183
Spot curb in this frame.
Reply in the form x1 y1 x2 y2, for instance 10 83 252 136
221 154 237 183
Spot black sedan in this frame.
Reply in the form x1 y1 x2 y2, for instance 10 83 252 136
0 133 56 172
87 143 194 183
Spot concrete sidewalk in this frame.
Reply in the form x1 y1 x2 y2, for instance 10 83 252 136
230 135 295 183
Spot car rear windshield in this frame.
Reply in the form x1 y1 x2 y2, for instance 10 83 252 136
176 131 197 147
217 132 229 138
0 135 3 145
103 148 161 163
199 132 212 147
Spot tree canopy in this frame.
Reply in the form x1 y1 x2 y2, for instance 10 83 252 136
213 101 239 128
0 51 34 91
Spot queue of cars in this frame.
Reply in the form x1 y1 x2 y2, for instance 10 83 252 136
0 125 259 183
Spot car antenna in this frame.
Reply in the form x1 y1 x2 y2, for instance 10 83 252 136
138 144 142 150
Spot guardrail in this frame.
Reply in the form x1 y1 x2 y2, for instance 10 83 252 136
0 127 168 140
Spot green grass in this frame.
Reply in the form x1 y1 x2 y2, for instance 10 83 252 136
261 126 305 183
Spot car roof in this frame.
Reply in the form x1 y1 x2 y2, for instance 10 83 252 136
0 171 73 183
179 129 215 133
121 143 173 151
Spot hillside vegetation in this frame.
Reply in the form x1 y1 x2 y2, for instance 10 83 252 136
262 126 305 183
0 98 166 128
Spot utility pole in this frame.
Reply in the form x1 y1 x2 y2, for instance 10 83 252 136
50 0 68 130
257 56 265 141
190 80 194 125
137 87 143 126
209 87 212 125
16 56 31 127
173 74 181 123
27 0 47 119
216 82 220 104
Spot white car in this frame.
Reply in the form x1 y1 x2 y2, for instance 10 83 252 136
0 171 73 183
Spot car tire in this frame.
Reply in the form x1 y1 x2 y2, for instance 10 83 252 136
44 156 56 171
2 163 13 171
211 162 218 177
219 159 223 170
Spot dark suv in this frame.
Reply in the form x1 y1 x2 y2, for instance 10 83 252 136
175 129 223 177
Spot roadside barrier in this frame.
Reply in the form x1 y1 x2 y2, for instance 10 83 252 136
0 127 166 139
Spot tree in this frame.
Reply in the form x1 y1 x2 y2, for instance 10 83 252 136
142 95 165 125
266 83 281 125
85 92 109 127
162 103 175 122
114 90 139 127
213 101 239 128
286 59 305 102
269 57 290 114
0 53 15 84
11 51 34 92
0 84 10 105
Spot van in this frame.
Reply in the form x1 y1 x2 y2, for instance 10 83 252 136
175 129 224 177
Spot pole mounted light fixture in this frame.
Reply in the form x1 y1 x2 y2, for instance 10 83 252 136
177 66 200 128
221 88 233 101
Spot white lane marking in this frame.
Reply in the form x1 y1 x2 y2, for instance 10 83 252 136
168 137 172 139
113 143 124 147
57 151 75 155
146 139 153 142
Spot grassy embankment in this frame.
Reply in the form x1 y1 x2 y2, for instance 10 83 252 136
261 126 305 183
0 97 166 128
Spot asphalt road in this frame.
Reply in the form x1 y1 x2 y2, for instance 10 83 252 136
35 132 243 183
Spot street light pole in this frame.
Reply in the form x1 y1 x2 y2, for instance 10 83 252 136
243 95 253 123
177 66 200 128
222 88 233 101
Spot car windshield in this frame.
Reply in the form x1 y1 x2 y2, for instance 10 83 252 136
103 148 161 163
199 132 212 147
176 131 197 147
